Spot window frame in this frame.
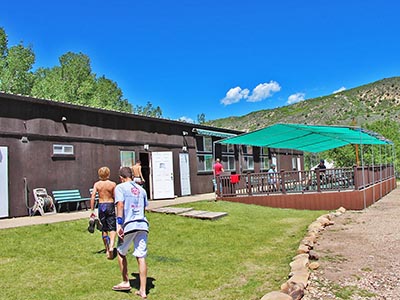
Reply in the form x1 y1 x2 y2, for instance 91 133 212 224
52 144 74 155
120 150 135 167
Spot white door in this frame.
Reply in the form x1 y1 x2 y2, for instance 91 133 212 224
179 153 191 196
0 147 9 218
151 151 174 199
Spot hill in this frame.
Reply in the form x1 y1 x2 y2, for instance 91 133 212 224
206 77 400 132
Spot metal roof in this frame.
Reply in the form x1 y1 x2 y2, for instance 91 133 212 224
192 128 237 138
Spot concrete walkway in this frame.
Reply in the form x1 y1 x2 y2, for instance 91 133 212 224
0 193 215 230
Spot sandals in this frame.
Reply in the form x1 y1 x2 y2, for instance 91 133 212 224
112 282 131 291
87 216 102 233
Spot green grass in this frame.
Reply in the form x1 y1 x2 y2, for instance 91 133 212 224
0 200 325 300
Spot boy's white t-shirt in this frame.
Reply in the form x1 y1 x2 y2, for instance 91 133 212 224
114 181 149 233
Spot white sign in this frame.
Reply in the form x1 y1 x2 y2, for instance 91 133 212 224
151 151 175 199
179 153 191 196
0 147 9 218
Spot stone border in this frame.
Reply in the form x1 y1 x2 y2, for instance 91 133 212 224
260 207 347 300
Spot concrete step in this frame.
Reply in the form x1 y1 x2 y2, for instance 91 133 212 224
148 206 228 220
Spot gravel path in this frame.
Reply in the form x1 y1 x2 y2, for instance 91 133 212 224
304 186 400 300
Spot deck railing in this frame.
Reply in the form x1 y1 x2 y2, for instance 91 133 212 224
216 164 395 197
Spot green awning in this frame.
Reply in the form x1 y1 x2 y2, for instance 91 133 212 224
193 128 237 138
218 123 391 153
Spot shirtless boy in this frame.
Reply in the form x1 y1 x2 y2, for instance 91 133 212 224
132 160 145 184
90 166 117 259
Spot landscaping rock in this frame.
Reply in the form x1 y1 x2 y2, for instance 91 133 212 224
260 291 292 300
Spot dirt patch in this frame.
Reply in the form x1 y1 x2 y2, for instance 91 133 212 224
304 186 400 300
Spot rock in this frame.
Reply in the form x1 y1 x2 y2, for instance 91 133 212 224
305 232 318 243
308 250 319 260
301 237 314 248
261 291 292 300
297 244 310 254
288 271 310 286
329 212 338 219
290 256 309 271
289 282 305 300
316 216 331 226
309 261 320 270
292 253 309 261
321 213 332 220
337 206 346 213
308 222 323 233
281 281 305 300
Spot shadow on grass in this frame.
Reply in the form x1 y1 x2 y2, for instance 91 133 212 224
130 273 156 295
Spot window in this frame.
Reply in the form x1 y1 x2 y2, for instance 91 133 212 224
242 145 254 171
221 143 234 153
242 145 253 154
222 144 235 172
196 136 213 172
120 151 135 167
244 156 254 170
292 157 298 170
197 154 213 172
261 157 269 170
53 144 74 155
222 155 235 171
260 147 269 170
203 136 212 152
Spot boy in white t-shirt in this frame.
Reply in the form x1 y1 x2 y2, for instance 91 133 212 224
112 167 149 299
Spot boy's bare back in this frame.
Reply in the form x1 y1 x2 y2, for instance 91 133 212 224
93 180 116 203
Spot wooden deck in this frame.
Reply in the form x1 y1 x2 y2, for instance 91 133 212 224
218 178 397 210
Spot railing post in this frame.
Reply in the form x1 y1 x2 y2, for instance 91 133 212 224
316 169 321 192
353 165 359 190
247 173 252 196
280 169 286 194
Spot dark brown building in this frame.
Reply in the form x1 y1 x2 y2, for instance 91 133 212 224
0 92 302 217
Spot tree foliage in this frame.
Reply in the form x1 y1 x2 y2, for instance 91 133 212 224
133 101 163 118
31 51 132 112
0 27 35 95
0 26 161 115
197 113 206 124
325 118 400 171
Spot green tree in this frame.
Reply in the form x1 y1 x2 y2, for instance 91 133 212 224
32 52 132 112
0 26 155 114
134 101 163 118
93 76 132 112
0 27 35 94
32 52 95 105
364 119 400 169
197 113 206 124
325 118 399 170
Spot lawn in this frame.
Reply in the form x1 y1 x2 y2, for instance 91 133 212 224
0 200 325 300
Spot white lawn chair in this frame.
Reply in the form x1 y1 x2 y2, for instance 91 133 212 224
32 188 57 216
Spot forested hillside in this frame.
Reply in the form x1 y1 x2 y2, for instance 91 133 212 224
206 77 400 132
207 77 400 171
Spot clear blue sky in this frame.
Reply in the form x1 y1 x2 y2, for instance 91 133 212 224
2 1 400 122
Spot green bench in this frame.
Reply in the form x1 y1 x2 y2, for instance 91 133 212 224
52 189 90 213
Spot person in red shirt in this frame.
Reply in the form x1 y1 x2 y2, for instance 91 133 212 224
213 158 224 194
213 158 224 177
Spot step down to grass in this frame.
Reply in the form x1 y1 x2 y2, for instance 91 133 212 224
148 207 228 220
148 207 194 215
178 210 228 220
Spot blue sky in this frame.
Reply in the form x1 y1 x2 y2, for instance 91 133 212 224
1 1 400 122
